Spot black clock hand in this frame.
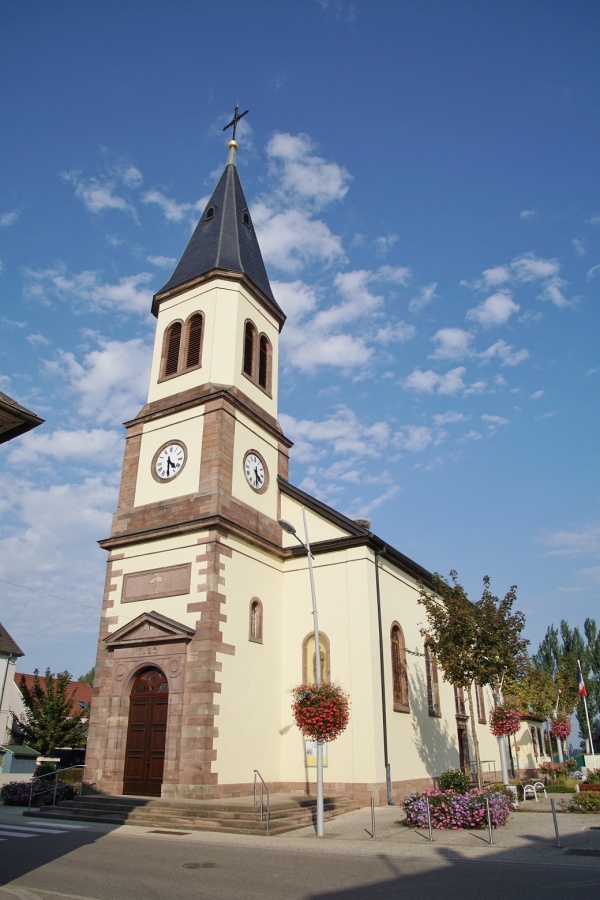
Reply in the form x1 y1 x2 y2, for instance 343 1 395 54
166 456 174 473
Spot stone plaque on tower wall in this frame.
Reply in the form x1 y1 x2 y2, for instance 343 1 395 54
122 563 191 602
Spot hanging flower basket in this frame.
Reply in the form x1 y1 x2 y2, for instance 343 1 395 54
291 682 350 742
489 705 521 737
550 716 571 740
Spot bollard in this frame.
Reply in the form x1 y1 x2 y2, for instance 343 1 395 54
371 797 375 839
551 798 561 848
425 795 433 842
485 795 494 845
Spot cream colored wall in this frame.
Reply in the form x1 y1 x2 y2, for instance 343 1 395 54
134 408 204 507
104 534 208 637
279 494 352 545
231 412 279 519
0 657 24 745
211 535 284 783
147 279 279 419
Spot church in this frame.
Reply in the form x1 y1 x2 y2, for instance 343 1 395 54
85 126 502 806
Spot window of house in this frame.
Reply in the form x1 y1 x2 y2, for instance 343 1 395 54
454 686 466 717
425 643 441 717
258 334 271 391
391 623 409 712
249 598 263 643
243 320 256 378
302 632 330 685
475 684 486 723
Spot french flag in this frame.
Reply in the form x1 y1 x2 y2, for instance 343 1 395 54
578 661 587 697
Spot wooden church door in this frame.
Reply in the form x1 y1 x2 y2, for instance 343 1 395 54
123 668 169 797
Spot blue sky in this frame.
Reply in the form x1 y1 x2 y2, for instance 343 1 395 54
1 0 599 679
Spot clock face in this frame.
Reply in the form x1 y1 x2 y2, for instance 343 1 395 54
244 451 267 491
154 442 186 480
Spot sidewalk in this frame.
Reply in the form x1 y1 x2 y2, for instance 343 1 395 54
1 796 599 898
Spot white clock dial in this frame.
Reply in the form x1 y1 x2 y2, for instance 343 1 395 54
244 452 266 491
155 442 186 480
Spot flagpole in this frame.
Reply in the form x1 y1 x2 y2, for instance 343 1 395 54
578 659 596 765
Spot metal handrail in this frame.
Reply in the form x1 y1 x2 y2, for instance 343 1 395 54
253 769 270 834
28 765 86 811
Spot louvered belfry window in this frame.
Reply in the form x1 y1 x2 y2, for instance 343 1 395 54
243 321 256 377
258 334 271 390
391 623 409 711
185 314 203 369
164 322 182 377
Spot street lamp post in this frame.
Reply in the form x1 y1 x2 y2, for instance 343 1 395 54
279 508 324 838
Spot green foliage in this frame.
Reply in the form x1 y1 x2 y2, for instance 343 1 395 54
586 768 600 784
77 668 95 687
439 768 471 792
545 777 577 793
503 663 557 719
18 668 88 756
572 791 600 813
0 779 77 807
34 761 57 778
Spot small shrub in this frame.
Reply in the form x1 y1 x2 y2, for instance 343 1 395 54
439 768 470 793
545 776 577 793
0 779 77 807
34 761 57 778
586 768 600 784
572 792 600 813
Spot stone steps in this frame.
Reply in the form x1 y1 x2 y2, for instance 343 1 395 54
24 793 359 836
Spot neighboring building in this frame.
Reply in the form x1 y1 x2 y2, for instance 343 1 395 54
85 134 505 806
0 623 25 746
0 392 44 445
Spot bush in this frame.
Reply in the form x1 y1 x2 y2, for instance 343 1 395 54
570 792 600 813
403 789 510 830
545 776 577 793
438 768 471 793
586 768 600 784
34 761 57 778
0 779 77 807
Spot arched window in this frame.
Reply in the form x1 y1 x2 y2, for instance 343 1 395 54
391 623 409 712
258 334 272 392
425 643 441 717
185 313 203 370
163 321 182 377
475 684 486 723
243 320 256 378
302 632 330 685
249 598 263 643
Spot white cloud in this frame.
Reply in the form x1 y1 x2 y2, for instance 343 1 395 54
272 279 318 321
403 366 466 396
519 209 537 220
530 390 544 399
147 255 176 268
25 266 154 315
433 411 467 426
374 321 416 344
467 291 520 327
253 204 345 272
43 336 151 425
63 170 137 218
6 428 122 467
431 328 473 360
142 190 200 223
541 523 600 558
281 406 391 461
572 238 586 257
376 265 411 285
373 234 399 256
586 264 600 280
480 339 529 367
409 282 437 313
511 252 560 282
0 210 19 227
482 266 510 286
394 425 434 452
266 132 351 209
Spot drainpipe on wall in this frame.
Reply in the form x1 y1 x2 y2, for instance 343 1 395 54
374 547 393 804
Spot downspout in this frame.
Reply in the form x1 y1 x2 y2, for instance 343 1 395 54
374 548 393 804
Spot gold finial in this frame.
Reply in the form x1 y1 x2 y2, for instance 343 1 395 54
228 139 238 150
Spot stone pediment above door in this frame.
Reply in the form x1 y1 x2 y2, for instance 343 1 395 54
105 611 195 649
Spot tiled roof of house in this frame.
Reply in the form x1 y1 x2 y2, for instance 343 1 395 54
15 673 92 716
0 623 24 657
0 391 44 444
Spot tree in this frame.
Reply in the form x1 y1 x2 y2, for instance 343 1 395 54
77 667 95 687
417 572 528 789
503 662 557 720
18 669 89 756
532 619 599 747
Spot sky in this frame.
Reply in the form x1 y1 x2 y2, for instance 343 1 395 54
0 0 599 680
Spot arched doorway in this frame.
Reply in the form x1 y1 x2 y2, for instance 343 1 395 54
123 668 169 797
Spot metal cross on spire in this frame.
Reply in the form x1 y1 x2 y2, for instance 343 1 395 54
223 105 249 141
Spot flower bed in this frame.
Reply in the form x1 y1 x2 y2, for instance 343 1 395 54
403 789 510 830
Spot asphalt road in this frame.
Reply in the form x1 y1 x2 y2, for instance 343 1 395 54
1 821 600 900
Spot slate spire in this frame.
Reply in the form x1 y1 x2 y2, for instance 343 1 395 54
154 139 281 317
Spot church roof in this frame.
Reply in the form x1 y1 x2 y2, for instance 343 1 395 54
154 141 281 319
0 392 44 445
